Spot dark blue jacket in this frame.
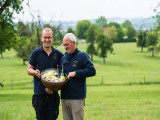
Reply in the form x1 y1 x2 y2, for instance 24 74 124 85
60 49 96 99
29 46 63 95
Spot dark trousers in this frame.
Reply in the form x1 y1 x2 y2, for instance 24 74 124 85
32 93 60 120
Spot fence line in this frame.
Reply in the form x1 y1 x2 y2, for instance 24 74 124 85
1 75 160 89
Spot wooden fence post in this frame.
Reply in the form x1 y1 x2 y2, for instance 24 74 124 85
11 80 12 89
101 75 103 85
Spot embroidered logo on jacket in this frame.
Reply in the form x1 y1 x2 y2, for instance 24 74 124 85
73 61 78 67
53 53 57 60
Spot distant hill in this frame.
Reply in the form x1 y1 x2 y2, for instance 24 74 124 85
49 17 157 32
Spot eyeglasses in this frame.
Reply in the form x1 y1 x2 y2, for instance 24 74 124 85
63 41 73 47
63 44 70 47
42 36 52 40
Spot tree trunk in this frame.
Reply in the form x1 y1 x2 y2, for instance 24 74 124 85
103 57 106 64
1 52 3 58
91 54 93 61
141 47 143 52
23 59 25 65
152 50 154 57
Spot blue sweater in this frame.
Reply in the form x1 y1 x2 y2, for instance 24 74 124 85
60 49 96 99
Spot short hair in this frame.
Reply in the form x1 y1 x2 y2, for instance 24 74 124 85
63 33 77 43
42 28 53 36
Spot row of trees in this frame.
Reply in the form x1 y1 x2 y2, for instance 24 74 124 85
137 3 160 57
0 0 160 65
76 17 137 43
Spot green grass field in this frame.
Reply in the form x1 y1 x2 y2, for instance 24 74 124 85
0 42 160 120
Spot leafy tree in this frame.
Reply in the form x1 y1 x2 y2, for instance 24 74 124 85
14 21 35 65
44 23 63 44
0 0 24 58
108 22 120 28
97 33 113 64
86 24 97 61
137 30 147 52
76 20 91 39
95 16 107 28
67 27 75 34
126 25 137 42
154 2 160 54
122 20 132 28
147 32 158 57
116 27 125 42
103 26 117 42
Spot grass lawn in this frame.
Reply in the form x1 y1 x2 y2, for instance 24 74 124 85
0 42 160 120
0 85 160 120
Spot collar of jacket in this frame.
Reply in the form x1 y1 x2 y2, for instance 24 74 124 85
65 48 78 57
40 45 56 53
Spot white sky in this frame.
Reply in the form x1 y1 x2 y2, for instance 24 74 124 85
14 0 160 22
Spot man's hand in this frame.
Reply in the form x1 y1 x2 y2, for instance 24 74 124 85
45 88 54 94
67 71 76 79
35 69 41 78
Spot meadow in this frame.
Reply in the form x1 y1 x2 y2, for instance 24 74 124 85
0 42 160 120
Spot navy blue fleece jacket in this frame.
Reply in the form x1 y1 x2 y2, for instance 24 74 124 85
60 49 96 99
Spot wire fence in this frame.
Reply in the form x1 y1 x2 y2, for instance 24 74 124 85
1 74 160 90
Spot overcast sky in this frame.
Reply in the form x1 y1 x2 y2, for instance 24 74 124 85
14 0 160 22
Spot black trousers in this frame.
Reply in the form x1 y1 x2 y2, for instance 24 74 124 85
32 93 60 120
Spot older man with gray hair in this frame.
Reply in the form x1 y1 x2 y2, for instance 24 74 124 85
60 33 96 120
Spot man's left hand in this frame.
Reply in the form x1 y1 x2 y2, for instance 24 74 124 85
67 71 76 79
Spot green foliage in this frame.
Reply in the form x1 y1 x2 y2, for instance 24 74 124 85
0 23 16 57
147 32 158 46
0 0 24 57
76 20 91 39
126 25 137 42
137 30 147 52
95 16 107 27
122 20 132 28
108 22 120 28
104 26 117 42
97 33 113 64
14 21 36 65
146 32 158 57
86 24 98 61
67 27 75 34
115 27 125 42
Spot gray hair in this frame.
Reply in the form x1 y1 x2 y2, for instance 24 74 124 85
42 28 53 36
63 33 77 43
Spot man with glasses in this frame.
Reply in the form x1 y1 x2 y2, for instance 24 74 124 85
27 28 63 120
60 33 96 120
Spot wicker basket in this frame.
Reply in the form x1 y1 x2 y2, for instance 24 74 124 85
41 68 68 91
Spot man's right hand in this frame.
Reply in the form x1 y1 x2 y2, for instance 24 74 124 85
35 69 41 78
45 88 54 94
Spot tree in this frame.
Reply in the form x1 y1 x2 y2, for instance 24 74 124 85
108 22 120 29
95 16 107 28
86 24 97 61
126 25 137 42
67 27 75 34
103 26 117 42
122 20 132 28
137 30 147 52
116 27 125 42
14 21 35 65
76 20 91 39
0 0 24 58
154 2 160 54
97 33 113 64
147 32 158 57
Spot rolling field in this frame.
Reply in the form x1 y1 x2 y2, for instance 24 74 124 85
0 42 160 120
